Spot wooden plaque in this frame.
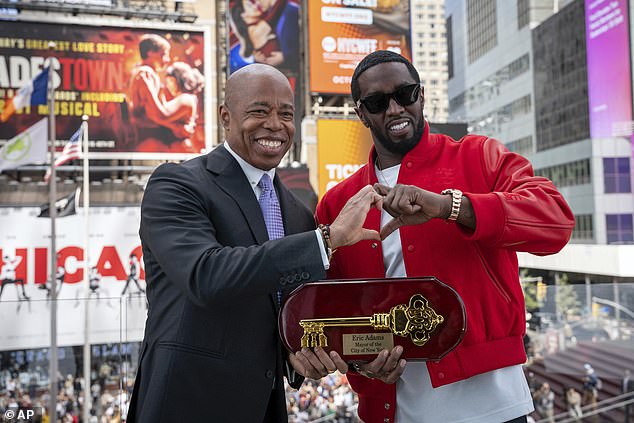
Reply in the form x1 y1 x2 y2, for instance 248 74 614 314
279 277 466 362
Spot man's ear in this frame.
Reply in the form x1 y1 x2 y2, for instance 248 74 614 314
219 104 230 130
420 85 425 112
354 107 369 128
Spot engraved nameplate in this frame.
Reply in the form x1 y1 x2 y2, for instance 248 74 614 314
342 333 394 355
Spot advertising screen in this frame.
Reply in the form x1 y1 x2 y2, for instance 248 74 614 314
317 119 373 196
585 0 633 138
0 20 210 159
308 0 412 94
227 0 301 79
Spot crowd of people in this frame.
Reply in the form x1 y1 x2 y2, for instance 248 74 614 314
3 361 633 422
0 363 133 423
1 369 358 422
526 363 605 422
286 373 357 423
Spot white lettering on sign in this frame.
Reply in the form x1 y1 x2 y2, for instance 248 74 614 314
337 38 378 54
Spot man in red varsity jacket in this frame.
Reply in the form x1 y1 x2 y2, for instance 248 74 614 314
315 51 574 423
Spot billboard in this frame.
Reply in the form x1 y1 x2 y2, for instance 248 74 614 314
227 0 301 79
0 207 146 350
227 0 303 153
0 20 211 159
308 0 412 94
317 119 373 196
585 0 633 138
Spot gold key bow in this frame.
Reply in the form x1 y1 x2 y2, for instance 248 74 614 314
299 294 444 348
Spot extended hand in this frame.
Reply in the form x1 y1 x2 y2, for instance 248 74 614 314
352 346 406 384
374 183 446 240
290 347 348 380
329 185 383 249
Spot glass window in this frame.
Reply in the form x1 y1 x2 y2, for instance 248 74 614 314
535 159 591 188
447 15 454 79
507 136 533 156
606 214 634 244
572 214 593 240
517 0 529 29
603 157 631 193
467 0 498 63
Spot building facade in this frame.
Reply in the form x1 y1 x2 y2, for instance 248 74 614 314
446 0 552 156
411 0 449 122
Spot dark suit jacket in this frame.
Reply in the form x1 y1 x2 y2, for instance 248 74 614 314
127 146 326 422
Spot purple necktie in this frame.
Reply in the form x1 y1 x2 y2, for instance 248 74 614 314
258 173 285 240
258 173 285 306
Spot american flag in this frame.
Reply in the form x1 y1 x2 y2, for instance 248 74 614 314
44 126 82 182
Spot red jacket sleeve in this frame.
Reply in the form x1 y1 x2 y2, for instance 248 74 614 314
461 137 574 255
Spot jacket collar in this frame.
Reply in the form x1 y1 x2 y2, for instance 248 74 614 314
365 120 433 186
205 146 300 243
205 146 269 244
222 142 276 192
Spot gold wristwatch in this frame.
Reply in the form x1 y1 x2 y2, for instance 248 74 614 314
441 189 463 221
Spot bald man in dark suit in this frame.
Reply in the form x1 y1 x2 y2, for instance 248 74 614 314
127 64 381 422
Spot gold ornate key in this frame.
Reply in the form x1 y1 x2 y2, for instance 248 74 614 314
299 294 444 348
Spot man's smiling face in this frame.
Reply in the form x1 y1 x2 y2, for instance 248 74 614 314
355 61 425 157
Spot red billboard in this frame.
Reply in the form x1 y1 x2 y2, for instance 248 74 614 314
0 20 210 158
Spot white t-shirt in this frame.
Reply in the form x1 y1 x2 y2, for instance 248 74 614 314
375 163 534 423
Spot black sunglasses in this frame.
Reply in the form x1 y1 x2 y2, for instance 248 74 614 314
356 84 421 114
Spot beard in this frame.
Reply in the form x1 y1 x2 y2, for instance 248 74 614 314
370 118 425 156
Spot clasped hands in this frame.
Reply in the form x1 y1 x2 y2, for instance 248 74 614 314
328 183 447 249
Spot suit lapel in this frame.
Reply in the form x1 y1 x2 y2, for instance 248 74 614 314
206 147 269 245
